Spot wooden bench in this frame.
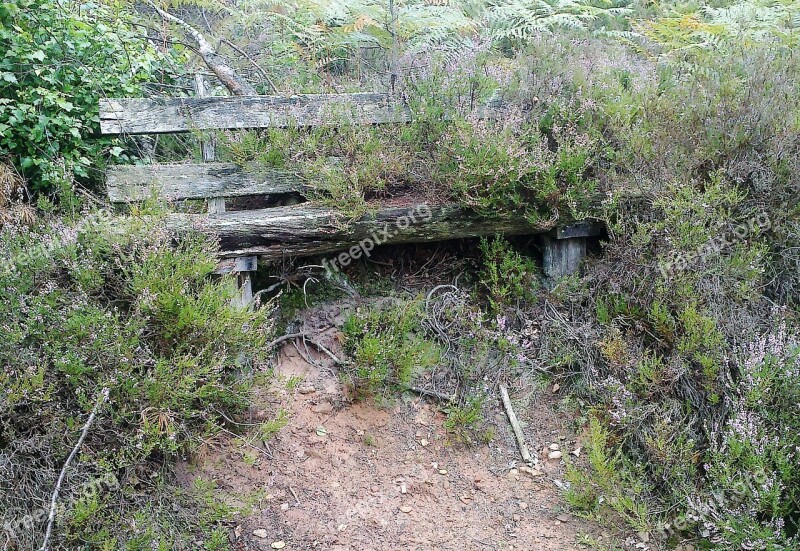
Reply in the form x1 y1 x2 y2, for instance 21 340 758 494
100 79 604 299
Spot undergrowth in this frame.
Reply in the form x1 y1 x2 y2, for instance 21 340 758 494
0 197 272 549
341 297 441 398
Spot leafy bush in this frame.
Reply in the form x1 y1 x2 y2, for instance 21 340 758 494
0 203 271 548
0 0 171 192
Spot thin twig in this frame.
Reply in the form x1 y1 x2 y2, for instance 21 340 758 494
40 388 110 551
220 37 278 93
267 332 342 364
218 427 271 457
408 386 454 402
267 332 306 349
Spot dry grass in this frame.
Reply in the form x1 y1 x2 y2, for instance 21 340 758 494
0 162 35 227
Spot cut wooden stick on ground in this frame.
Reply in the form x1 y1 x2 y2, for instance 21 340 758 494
40 388 110 551
499 384 537 466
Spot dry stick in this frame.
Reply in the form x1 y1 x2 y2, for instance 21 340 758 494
267 332 306 349
499 384 537 466
267 333 342 364
408 386 454 402
40 388 110 551
220 38 278 93
145 0 256 96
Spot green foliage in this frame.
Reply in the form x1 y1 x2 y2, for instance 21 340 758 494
0 0 174 192
634 1 800 61
515 22 800 548
258 409 290 440
486 0 632 45
342 298 441 397
565 416 651 530
441 116 539 216
443 395 494 446
478 235 539 313
0 205 272 548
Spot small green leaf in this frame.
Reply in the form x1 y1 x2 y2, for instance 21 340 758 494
56 98 74 112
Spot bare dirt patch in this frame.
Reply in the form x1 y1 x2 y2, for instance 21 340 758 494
177 300 607 550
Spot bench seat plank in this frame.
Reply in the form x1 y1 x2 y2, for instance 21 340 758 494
106 162 305 203
165 203 597 260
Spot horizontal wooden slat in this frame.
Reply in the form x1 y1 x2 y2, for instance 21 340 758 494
100 93 412 135
166 203 592 260
106 163 305 202
214 255 258 274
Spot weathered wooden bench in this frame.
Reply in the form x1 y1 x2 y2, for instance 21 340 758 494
100 79 604 301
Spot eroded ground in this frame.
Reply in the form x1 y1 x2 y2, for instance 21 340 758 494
177 300 613 550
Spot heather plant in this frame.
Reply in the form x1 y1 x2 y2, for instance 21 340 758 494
693 325 800 548
478 235 539 314
213 41 614 227
439 111 545 218
0 201 272 548
341 297 441 397
522 38 800 547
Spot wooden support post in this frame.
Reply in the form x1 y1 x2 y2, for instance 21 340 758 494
541 235 587 280
195 74 254 307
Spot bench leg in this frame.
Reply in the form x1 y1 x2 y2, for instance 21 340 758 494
542 235 587 280
236 271 254 309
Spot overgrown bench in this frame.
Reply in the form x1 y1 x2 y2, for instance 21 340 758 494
100 81 604 300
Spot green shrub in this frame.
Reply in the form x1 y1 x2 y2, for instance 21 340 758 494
342 298 441 397
0 204 271 548
443 395 494 446
0 0 173 192
479 235 539 314
565 416 651 529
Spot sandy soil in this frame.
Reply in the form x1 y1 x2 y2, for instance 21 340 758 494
176 300 614 550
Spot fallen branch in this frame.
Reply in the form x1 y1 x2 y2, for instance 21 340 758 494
499 384 536 466
408 386 454 402
146 1 257 96
220 37 278 93
267 332 342 364
40 388 110 551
